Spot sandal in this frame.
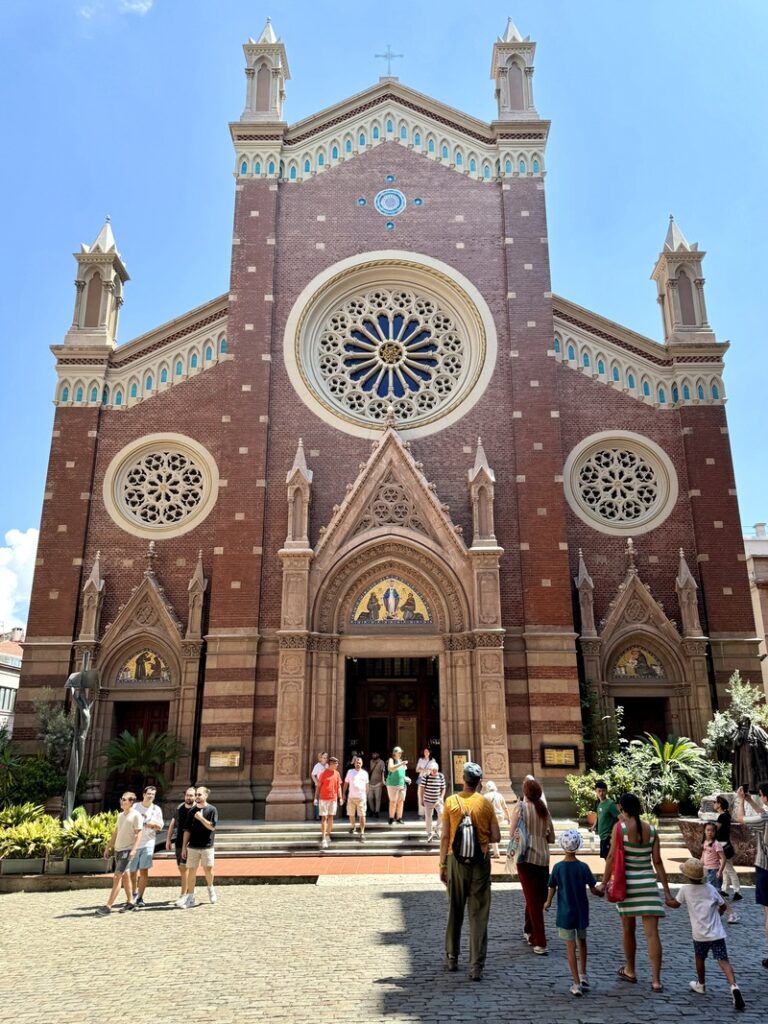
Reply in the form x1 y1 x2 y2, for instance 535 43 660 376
617 967 637 984
651 983 664 993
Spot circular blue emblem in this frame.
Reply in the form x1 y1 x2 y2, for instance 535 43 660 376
374 188 406 217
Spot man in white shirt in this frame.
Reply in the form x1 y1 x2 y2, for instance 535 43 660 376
128 785 164 908
311 752 328 820
343 756 369 841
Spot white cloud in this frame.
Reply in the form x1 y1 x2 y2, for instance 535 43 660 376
0 528 39 631
120 0 154 12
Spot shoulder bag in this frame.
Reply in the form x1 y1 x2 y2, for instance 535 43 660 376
605 821 627 903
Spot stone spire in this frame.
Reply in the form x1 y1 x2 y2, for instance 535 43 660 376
88 216 118 254
285 439 313 548
79 550 105 642
574 549 596 637
651 215 716 347
468 437 495 483
664 214 693 253
676 548 703 636
256 16 277 44
64 217 129 348
468 437 497 546
287 437 313 484
241 18 290 122
186 550 208 640
499 16 523 42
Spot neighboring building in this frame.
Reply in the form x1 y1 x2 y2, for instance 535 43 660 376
745 524 768 692
0 630 24 737
14 20 762 816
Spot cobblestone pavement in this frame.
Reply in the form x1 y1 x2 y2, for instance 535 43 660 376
1 879 766 1024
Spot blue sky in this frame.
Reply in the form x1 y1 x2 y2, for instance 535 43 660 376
1 0 767 628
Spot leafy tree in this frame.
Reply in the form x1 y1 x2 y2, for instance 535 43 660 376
32 688 75 769
702 671 768 759
102 729 186 793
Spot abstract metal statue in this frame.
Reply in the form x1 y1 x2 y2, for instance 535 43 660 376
63 667 99 819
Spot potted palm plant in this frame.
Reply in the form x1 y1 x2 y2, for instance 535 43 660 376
102 728 186 798
61 809 118 873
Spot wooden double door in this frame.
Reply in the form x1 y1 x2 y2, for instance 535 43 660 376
103 700 170 809
345 657 440 810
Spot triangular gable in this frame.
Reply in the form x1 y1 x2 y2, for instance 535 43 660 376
313 420 467 565
599 568 680 651
99 568 184 655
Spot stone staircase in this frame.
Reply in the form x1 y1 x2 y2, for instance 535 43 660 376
156 817 686 859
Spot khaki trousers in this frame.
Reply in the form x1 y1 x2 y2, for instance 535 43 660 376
445 853 492 970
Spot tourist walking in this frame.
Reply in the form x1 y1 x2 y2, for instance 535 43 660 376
734 781 768 968
368 751 386 818
510 776 555 954
439 761 499 980
316 756 343 849
386 746 408 825
416 747 435 818
714 795 742 905
128 785 163 908
96 792 143 915
595 792 676 991
179 785 218 908
311 752 328 820
165 786 197 902
544 829 600 996
422 762 446 842
482 780 511 858
343 755 369 841
668 857 746 1010
591 779 619 859
700 821 726 890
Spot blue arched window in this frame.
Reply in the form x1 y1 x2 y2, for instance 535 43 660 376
205 346 213 361
267 160 275 175
101 387 109 405
711 383 720 400
303 159 310 173
289 165 297 180
61 386 69 402
532 159 540 174
414 132 421 146
428 139 435 154
190 353 198 369
220 338 227 354
627 373 635 389
175 360 183 376
483 165 491 179
519 159 526 174
114 390 123 407
567 344 576 361
582 352 590 368
75 386 83 403
553 338 560 354
240 161 247 175
331 145 338 160
697 384 704 400
400 125 407 140
658 387 666 404
597 359 605 375
682 384 691 401
441 144 449 159
160 368 168 384
345 139 352 153
317 152 324 167
386 119 393 133
505 159 512 174
455 151 463 165
612 366 621 383
359 133 366 146
372 126 379 140
642 381 651 397
254 161 261 175
130 383 138 398
145 375 153 391
672 384 680 403
89 386 98 402
469 158 476 172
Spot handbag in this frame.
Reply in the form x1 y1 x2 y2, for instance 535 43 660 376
505 803 530 874
605 821 627 903
723 840 735 860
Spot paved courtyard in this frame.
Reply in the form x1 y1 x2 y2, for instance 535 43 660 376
1 879 765 1023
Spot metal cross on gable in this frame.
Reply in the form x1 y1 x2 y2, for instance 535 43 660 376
375 44 403 76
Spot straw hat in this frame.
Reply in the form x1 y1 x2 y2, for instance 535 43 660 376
679 857 705 882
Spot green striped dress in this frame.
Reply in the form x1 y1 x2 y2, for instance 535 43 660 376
617 822 665 917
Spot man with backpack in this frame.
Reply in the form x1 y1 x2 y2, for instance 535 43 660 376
438 761 500 980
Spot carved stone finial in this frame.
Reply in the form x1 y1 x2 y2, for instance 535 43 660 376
468 436 495 483
625 537 637 574
186 550 208 640
79 549 106 642
287 437 312 484
676 547 703 637
574 549 596 637
145 540 157 575
384 404 397 428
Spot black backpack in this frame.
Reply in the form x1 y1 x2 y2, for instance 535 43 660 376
452 797 481 865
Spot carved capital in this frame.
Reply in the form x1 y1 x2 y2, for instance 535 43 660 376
181 641 203 659
443 632 475 652
682 638 708 658
474 631 505 648
278 633 310 650
580 638 603 656
309 635 340 653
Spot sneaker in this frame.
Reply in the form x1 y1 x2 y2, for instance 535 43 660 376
522 931 532 945
426 832 434 843
727 912 739 924
446 957 459 973
174 895 189 908
397 818 404 824
207 886 217 904
570 983 583 997
389 817 394 825
349 827 356 835
185 894 196 909
732 892 743 902
689 981 706 995
731 986 745 1011
94 905 111 917
134 896 146 909
132 890 139 903
359 834 366 843
321 837 330 849
120 903 137 913
533 946 548 956
580 975 590 989
469 967 483 981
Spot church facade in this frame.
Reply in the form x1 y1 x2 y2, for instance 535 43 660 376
15 20 760 816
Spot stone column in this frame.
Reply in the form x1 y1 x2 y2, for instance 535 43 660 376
473 633 513 799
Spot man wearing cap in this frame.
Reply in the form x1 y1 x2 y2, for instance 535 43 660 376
439 761 500 980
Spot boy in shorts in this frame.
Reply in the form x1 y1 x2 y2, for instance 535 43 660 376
316 756 342 849
668 857 746 1010
179 785 218 908
544 829 600 996
96 792 143 915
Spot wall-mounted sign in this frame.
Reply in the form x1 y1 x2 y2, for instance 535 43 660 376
206 747 244 771
450 749 471 792
540 744 579 769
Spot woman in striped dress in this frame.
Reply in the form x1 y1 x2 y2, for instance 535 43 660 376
596 793 676 991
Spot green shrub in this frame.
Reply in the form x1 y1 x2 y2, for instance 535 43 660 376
61 811 118 859
0 816 62 859
11 755 67 804
0 803 45 828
